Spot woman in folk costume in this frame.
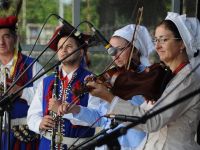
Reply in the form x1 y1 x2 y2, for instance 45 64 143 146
0 15 45 150
57 24 155 150
77 12 200 150
27 24 100 150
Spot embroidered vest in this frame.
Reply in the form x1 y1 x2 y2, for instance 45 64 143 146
11 53 35 119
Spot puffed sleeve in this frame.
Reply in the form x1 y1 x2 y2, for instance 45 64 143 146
21 62 46 105
27 81 44 134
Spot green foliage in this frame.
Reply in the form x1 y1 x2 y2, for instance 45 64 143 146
0 7 15 17
63 4 72 24
81 0 99 27
25 0 100 33
0 0 22 17
26 0 58 25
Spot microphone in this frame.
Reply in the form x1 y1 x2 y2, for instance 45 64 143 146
54 15 97 47
105 114 140 122
87 23 117 56
54 15 115 51
55 15 82 38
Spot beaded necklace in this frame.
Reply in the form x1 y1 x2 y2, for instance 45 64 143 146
58 70 78 103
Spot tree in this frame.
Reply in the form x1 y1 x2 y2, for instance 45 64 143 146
81 0 99 27
26 0 58 24
97 0 171 28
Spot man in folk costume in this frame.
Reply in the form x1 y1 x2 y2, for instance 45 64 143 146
27 24 100 150
0 16 45 150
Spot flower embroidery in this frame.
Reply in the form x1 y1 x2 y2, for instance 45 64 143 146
71 80 81 105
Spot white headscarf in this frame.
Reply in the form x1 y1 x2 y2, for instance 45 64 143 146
112 24 155 66
165 12 200 75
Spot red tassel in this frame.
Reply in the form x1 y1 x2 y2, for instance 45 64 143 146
13 139 20 150
36 140 39 150
26 142 31 150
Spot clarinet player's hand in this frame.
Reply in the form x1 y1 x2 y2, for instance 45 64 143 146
48 98 61 113
39 115 55 131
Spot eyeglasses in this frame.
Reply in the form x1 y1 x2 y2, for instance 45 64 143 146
114 46 127 52
110 46 126 56
112 45 131 55
152 37 181 45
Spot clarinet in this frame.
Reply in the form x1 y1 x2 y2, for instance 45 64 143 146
3 68 8 93
1 68 10 148
50 66 59 150
0 68 9 96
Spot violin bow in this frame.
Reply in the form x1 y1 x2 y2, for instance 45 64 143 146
126 7 143 70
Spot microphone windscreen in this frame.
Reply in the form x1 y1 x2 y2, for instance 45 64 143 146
107 47 117 56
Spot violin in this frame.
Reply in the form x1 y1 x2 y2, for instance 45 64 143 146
110 62 173 101
93 60 138 89
72 62 173 102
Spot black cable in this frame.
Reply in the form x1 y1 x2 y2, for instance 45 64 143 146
68 115 105 149
69 118 120 150
14 14 56 81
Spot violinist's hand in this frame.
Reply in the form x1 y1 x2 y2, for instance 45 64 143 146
48 98 61 113
86 79 115 103
57 102 80 116
144 97 156 105
39 115 55 131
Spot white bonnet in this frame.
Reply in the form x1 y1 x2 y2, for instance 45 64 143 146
165 12 200 59
165 12 200 75
112 24 155 66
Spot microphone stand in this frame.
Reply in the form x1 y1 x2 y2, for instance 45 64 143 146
0 106 3 149
72 128 110 150
106 119 121 150
70 118 120 150
0 98 12 150
76 87 200 149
